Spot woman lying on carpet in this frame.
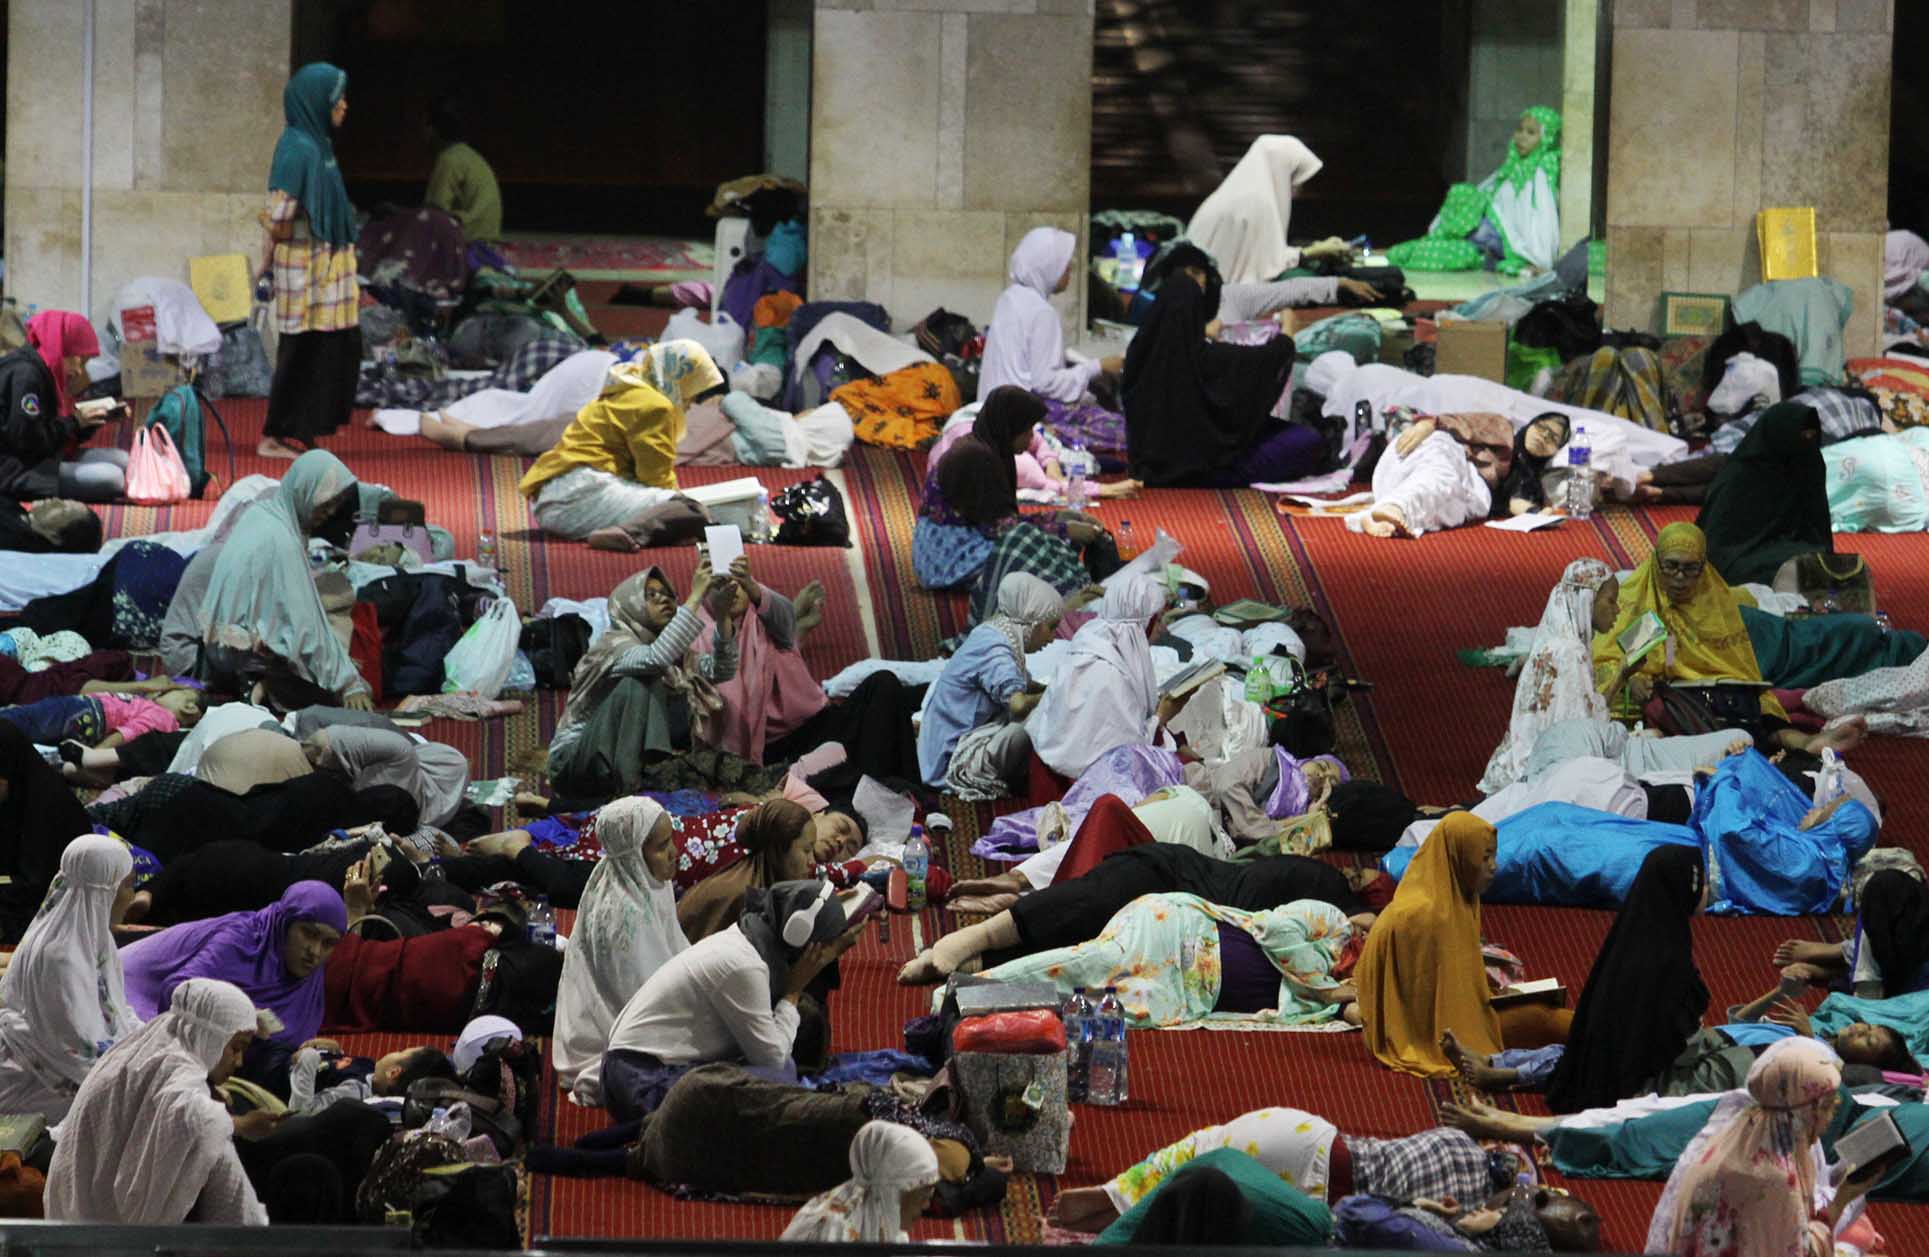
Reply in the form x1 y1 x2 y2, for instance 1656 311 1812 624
1595 523 1921 718
943 891 1356 1029
1384 749 1878 914
1027 574 1193 782
1122 244 1312 488
590 878 862 1121
1345 410 1515 539
912 385 1117 601
0 497 102 554
691 563 924 785
1778 868 1929 1000
192 449 372 712
402 347 617 452
782 1121 941 1243
518 340 726 542
1 684 202 758
1048 1103 1600 1252
919 572 1065 800
899 795 1362 983
86 771 421 864
0 837 140 1121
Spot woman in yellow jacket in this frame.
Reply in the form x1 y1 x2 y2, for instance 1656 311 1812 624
520 340 724 539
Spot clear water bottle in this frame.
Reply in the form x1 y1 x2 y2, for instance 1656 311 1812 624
903 828 929 911
1113 233 1143 292
1565 424 1593 520
528 895 557 948
477 531 497 569
754 488 772 543
1089 987 1129 1105
1066 444 1090 511
1061 987 1094 1102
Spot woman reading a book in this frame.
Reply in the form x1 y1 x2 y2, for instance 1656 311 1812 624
1592 522 1866 757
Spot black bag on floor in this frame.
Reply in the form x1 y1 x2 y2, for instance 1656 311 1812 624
518 613 592 689
468 941 565 1035
1513 291 1603 363
771 474 853 547
1335 266 1414 307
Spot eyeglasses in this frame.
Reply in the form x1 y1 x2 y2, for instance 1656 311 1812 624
1658 560 1704 578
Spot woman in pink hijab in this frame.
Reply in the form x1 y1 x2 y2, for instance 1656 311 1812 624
0 311 126 500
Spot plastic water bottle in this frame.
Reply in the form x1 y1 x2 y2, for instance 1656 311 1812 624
753 488 773 543
477 532 496 569
1066 444 1090 511
1815 748 1845 808
1114 233 1143 292
1244 653 1274 704
1116 518 1138 560
528 896 557 948
903 828 929 911
1062 988 1094 1102
1565 424 1593 520
1088 987 1129 1105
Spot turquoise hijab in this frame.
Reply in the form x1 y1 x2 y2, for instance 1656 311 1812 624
201 450 365 698
268 63 357 245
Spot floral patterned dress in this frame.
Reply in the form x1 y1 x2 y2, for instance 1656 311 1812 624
967 893 1350 1028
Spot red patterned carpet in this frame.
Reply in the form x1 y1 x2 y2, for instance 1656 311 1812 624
100 416 1929 1251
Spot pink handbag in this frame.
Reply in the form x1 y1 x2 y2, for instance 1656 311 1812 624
125 423 191 504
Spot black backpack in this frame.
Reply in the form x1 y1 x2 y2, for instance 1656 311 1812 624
771 474 853 547
468 941 565 1036
518 613 592 690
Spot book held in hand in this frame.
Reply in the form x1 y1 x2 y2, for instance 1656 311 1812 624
1159 659 1226 701
1616 610 1670 667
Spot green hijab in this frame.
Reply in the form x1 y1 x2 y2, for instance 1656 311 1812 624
1494 105 1562 195
268 62 357 246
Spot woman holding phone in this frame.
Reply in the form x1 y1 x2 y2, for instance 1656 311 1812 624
0 311 127 501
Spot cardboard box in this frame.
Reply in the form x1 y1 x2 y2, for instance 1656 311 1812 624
1433 319 1509 383
120 342 184 397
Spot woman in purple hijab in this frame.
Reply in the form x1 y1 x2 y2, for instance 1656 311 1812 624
119 881 348 1047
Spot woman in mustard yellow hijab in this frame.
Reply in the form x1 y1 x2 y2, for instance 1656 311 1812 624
1592 522 1864 756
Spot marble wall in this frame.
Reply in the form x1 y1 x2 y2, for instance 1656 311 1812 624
6 0 291 325
809 0 1093 336
1604 0 1892 355
1465 0 1564 184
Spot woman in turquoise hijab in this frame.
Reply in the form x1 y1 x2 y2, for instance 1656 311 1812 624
199 450 372 711
1388 106 1563 275
258 63 363 461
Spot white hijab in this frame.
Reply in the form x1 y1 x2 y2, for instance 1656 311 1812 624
1186 135 1324 284
0 836 139 1119
554 797 688 1103
1028 574 1167 778
1478 559 1613 795
1886 230 1929 300
782 1120 940 1243
46 978 266 1226
978 226 1081 401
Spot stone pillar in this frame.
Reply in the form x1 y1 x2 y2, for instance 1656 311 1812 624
6 0 292 324
1604 0 1891 355
1559 0 1599 252
808 0 1092 337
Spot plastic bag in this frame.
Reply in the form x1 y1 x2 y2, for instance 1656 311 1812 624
441 598 520 699
952 1009 1068 1056
665 307 745 374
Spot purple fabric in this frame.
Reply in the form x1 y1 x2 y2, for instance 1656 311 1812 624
119 879 348 1045
1039 396 1128 469
720 257 802 341
1264 750 1354 820
1205 421 1326 487
1212 922 1281 1013
973 743 1185 861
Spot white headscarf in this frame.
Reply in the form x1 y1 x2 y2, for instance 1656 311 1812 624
1477 559 1613 796
986 571 1065 685
1008 226 1077 294
0 836 139 1119
1303 350 1356 400
1028 574 1168 778
781 1120 940 1243
451 1014 523 1074
1186 135 1324 284
978 226 1086 403
1886 230 1929 300
46 978 266 1225
553 798 687 1103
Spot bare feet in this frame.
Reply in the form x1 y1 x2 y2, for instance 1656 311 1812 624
120 889 152 925
1807 716 1867 756
1047 1186 1120 1233
256 436 302 460
1439 1100 1548 1143
1361 505 1411 539
897 951 945 986
1342 1002 1362 1026
947 872 1026 900
1096 478 1143 500
946 892 1021 916
1780 963 1822 990
512 791 554 814
419 410 476 451
467 830 533 860
1440 1029 1516 1092
585 526 641 553
1773 939 1841 968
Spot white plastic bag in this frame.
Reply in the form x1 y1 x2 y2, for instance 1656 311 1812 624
664 307 745 374
442 597 520 698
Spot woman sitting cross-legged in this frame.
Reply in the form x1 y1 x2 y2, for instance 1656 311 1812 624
917 572 1065 801
911 385 1118 605
953 892 1357 1029
517 340 726 541
588 878 864 1122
